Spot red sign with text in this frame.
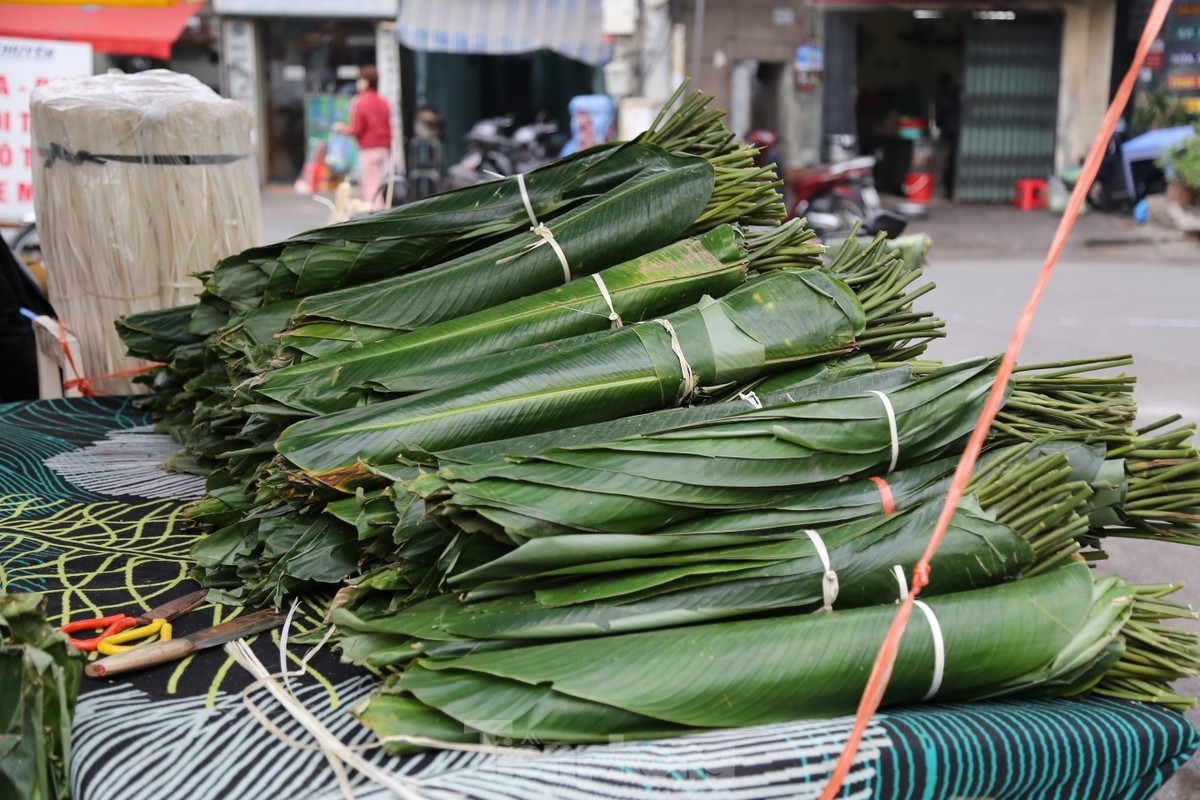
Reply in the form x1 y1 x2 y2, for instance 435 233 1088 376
0 37 92 223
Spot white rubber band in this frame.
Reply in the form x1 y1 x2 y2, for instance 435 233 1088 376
804 529 839 611
914 599 946 700
868 390 900 473
514 172 539 228
592 273 623 328
738 390 763 409
893 564 909 599
891 565 946 701
652 318 696 403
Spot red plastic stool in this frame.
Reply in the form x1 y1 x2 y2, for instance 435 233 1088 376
1013 178 1048 211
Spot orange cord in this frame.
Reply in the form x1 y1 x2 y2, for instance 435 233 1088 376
867 476 895 515
54 317 163 396
817 1 1178 795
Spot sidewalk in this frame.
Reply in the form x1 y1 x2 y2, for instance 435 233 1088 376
882 193 1200 263
261 183 339 243
258 182 1200 263
10 182 1195 264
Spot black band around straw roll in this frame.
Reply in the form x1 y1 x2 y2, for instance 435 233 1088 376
40 143 250 168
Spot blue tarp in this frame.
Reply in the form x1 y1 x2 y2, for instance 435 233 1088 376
1121 125 1196 198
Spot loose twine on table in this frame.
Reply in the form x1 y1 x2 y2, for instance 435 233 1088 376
815 0 1178 795
226 601 542 800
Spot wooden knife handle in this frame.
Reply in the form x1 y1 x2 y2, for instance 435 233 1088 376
85 637 195 678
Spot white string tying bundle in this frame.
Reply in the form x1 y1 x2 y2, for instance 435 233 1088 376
868 390 900 473
891 565 946 701
226 600 539 800
804 529 839 612
738 390 763 409
514 171 538 227
651 318 696 404
515 171 572 283
592 273 623 328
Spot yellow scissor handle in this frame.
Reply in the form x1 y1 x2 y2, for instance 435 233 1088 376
95 618 173 655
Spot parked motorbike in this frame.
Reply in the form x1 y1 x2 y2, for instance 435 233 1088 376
745 129 905 240
786 155 907 240
1069 118 1193 212
443 115 563 190
1073 118 1138 212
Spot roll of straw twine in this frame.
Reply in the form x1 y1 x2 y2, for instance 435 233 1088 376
30 69 262 395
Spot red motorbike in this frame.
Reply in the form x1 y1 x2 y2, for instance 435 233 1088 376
746 129 906 239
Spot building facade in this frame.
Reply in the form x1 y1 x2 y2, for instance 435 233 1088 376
672 0 1126 203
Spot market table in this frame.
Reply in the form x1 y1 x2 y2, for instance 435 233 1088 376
2 395 1196 800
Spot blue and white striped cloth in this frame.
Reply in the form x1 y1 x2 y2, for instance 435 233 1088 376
396 0 613 66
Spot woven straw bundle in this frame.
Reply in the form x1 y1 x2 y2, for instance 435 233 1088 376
30 69 261 395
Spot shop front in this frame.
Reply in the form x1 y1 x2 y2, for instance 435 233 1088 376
214 0 607 190
0 1 206 65
816 0 1116 204
214 0 400 186
820 6 1065 203
393 0 611 169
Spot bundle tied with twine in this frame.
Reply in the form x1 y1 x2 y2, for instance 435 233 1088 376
30 69 262 395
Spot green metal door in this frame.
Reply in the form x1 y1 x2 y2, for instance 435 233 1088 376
955 14 1063 203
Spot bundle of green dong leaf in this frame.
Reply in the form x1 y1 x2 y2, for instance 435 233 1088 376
0 593 81 800
117 84 1200 751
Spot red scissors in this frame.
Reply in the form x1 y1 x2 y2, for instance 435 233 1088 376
60 590 208 653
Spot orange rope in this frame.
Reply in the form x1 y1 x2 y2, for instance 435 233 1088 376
867 476 895 515
817 1 1177 795
54 317 164 396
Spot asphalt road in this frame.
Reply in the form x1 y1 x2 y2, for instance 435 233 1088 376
913 210 1200 799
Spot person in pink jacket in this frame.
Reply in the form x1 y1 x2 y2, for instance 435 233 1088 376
336 64 392 210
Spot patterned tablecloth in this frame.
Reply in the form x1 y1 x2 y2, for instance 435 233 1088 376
2 396 1196 800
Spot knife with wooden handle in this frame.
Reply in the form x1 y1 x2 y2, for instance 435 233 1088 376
85 609 287 678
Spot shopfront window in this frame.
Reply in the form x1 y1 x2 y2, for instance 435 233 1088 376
261 18 378 182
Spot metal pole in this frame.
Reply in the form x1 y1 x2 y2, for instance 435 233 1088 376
690 0 706 83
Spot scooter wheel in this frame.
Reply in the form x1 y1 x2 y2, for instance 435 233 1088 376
831 195 867 225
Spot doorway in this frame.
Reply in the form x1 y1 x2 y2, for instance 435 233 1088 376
260 18 380 183
855 10 965 197
822 8 1064 203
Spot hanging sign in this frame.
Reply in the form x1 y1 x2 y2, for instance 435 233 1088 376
794 42 824 92
1147 39 1165 69
0 36 92 224
13 1 177 5
213 0 395 16
1171 24 1200 41
1171 24 1200 43
1166 73 1200 89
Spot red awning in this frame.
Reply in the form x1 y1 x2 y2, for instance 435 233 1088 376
0 1 202 61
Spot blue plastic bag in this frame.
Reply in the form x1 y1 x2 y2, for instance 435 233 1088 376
325 131 353 174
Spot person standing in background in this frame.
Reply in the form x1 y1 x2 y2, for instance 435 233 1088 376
933 71 961 200
336 65 392 210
